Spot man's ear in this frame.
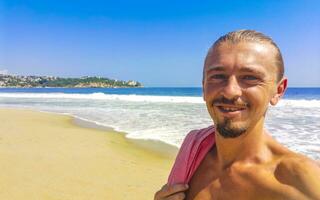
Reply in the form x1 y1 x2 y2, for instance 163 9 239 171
270 77 288 105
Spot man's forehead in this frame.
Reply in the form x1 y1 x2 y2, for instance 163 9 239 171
209 42 274 58
205 65 267 76
204 42 277 71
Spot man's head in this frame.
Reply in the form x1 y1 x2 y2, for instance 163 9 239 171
203 30 287 138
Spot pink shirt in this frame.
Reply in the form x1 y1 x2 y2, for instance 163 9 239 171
167 126 215 185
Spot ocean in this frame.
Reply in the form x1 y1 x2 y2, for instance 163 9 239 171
0 87 319 160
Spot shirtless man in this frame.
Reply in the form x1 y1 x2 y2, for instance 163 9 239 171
154 30 320 200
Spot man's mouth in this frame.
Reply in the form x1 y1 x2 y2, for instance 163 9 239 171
217 106 246 113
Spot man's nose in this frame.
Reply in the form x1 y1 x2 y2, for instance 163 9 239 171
221 76 242 99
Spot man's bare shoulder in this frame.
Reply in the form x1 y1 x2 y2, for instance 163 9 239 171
275 153 320 199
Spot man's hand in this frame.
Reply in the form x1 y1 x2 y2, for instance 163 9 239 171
154 184 189 200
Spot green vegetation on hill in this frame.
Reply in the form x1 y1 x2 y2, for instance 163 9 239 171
0 74 142 88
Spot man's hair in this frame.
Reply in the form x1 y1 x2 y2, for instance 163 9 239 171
204 30 284 82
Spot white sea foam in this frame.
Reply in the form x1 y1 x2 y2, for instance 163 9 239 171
0 92 204 103
1 92 320 107
0 92 319 160
277 99 320 108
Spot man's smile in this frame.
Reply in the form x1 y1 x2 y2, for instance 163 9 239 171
213 103 248 118
217 106 246 112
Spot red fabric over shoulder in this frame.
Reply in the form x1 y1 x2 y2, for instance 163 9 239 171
167 126 215 185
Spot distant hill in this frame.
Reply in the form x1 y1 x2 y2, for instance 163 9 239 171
0 74 142 88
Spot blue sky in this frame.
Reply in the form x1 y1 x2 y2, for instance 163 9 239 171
0 0 319 87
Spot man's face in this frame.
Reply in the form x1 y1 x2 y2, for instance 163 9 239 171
203 42 285 138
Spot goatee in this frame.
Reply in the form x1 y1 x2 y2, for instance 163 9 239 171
216 119 247 138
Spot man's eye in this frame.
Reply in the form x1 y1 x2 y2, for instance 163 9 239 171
242 75 258 80
210 74 227 80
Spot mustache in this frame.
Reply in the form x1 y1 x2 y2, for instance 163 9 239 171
212 97 249 107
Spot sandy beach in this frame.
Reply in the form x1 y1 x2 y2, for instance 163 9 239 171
0 108 175 200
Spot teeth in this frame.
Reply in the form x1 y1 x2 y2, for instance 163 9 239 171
220 107 244 112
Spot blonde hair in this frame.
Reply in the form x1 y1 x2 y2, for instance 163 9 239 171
204 30 284 82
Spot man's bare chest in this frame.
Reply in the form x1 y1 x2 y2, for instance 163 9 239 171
186 169 293 200
185 153 286 199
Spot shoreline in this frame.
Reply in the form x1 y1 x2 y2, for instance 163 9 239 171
72 116 179 158
0 108 175 199
3 106 179 158
38 108 179 158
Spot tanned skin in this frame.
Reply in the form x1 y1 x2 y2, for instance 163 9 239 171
154 41 320 200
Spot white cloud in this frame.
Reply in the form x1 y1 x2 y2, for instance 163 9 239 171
0 69 8 75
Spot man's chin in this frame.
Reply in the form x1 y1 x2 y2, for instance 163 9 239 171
216 121 247 138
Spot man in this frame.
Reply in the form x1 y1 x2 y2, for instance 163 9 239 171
154 30 320 200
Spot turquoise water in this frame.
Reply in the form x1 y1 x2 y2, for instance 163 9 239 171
0 87 319 160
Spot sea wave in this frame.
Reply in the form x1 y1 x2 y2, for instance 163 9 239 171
276 99 320 108
0 91 319 160
1 92 320 107
0 92 204 103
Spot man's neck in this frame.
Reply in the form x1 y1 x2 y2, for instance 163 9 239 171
215 119 270 170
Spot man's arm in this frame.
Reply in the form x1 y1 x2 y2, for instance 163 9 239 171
277 156 320 200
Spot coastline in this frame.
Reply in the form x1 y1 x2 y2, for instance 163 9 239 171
72 116 179 158
0 108 175 200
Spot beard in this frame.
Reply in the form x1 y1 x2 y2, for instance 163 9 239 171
210 96 249 138
216 119 247 138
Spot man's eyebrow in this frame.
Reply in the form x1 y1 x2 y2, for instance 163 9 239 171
206 66 225 72
239 67 265 75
